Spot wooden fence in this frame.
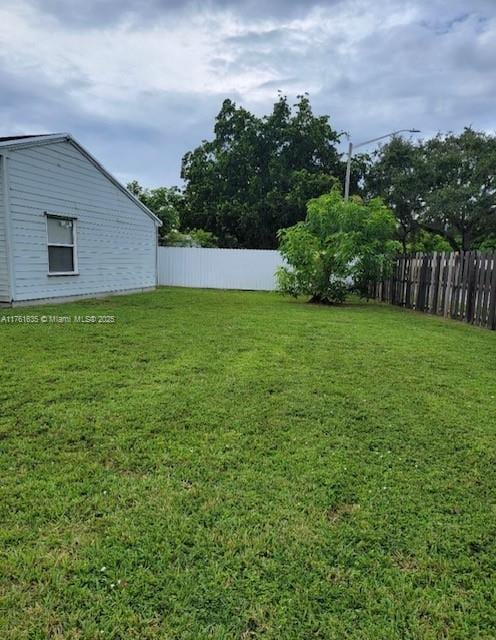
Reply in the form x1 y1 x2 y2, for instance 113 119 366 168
370 251 496 330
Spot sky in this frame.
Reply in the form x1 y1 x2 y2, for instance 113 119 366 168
0 0 495 187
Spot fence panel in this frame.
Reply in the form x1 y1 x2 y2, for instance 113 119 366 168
373 251 496 330
158 247 284 291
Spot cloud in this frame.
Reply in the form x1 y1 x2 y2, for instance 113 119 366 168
30 0 333 27
0 0 494 186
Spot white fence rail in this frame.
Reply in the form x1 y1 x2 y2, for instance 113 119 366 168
158 247 284 291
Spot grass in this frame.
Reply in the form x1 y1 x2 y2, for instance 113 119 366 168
0 287 495 639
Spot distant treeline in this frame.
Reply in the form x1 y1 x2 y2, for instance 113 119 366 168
128 95 496 252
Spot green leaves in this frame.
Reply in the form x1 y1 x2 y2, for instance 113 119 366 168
421 128 496 250
164 228 218 248
366 128 496 251
181 95 343 248
127 181 184 237
277 189 398 303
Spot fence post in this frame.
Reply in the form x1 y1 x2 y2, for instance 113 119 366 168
487 253 496 330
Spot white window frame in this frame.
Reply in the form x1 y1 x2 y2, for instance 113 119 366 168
45 213 79 276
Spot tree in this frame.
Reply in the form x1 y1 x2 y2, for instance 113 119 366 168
127 181 185 238
421 128 496 250
181 94 344 248
127 180 217 246
365 137 425 252
366 128 496 251
277 189 399 304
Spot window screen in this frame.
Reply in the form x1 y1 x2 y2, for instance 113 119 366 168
46 216 77 273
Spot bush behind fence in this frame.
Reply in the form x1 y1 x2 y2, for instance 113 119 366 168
370 251 496 330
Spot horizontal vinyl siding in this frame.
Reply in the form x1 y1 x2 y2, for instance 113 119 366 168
8 141 156 302
0 158 10 301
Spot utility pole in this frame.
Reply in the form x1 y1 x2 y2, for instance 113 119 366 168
344 129 420 200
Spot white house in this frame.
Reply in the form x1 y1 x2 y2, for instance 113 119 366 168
0 133 161 306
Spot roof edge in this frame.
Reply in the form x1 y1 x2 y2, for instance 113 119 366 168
0 133 162 226
0 133 71 150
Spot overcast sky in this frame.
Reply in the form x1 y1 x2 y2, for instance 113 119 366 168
1 0 495 187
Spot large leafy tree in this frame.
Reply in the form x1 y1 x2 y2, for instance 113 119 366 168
421 129 496 250
366 128 496 251
181 94 344 248
365 137 425 252
277 189 399 303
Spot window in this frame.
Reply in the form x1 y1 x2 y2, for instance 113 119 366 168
46 215 78 274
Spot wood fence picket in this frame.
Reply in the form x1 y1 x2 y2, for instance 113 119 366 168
371 251 496 330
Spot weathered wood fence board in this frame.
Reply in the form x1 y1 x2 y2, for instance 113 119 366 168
370 251 496 330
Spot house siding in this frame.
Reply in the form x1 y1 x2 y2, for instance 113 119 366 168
7 141 157 302
0 156 11 302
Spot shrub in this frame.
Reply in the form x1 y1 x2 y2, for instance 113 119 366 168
277 188 399 303
162 229 218 247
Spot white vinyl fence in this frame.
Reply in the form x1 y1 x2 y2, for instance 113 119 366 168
158 247 284 291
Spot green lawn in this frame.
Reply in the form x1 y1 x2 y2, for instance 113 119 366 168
1 288 495 639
